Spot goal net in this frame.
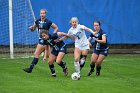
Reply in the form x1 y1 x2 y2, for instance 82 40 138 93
0 0 38 58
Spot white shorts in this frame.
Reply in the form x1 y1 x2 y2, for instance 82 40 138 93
75 44 90 50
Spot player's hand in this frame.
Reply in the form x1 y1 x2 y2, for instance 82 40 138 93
29 26 34 31
42 58 46 63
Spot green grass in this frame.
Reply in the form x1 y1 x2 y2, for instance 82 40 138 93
0 54 140 93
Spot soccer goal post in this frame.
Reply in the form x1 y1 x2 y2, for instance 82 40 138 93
9 0 14 59
0 0 38 58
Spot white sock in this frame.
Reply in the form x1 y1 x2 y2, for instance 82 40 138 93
74 61 80 74
80 59 85 65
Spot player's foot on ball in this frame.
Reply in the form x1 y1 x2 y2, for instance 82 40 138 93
23 68 32 73
52 73 56 77
87 69 94 76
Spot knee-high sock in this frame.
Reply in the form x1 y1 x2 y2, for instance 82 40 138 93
90 63 95 69
29 57 38 70
58 61 65 68
96 66 101 72
74 61 80 74
49 64 55 74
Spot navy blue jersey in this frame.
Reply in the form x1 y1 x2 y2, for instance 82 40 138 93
46 33 66 51
90 29 108 50
35 18 52 35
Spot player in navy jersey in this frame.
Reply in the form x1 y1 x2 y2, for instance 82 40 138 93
40 30 69 77
87 21 109 76
23 9 58 73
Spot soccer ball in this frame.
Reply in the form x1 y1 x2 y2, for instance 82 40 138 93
71 72 80 80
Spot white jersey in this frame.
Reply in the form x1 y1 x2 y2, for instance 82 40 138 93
68 24 89 48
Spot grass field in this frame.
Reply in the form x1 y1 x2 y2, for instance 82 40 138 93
0 54 140 93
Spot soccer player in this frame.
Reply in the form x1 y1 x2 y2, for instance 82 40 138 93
23 9 58 73
87 21 109 76
63 17 97 76
40 30 69 77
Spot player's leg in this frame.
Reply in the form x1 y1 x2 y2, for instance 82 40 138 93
74 47 81 74
87 50 99 76
79 44 90 70
42 45 50 62
23 44 45 73
96 50 108 76
48 53 57 77
96 54 106 76
79 49 88 70
56 52 68 76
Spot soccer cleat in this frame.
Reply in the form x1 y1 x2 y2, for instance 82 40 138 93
52 73 56 77
23 68 32 73
87 69 94 76
96 71 100 76
63 62 68 76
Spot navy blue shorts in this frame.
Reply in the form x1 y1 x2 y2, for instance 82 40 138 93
51 45 67 56
93 49 109 56
38 39 49 45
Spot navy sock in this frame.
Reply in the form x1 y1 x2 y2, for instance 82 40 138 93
49 64 55 74
58 61 65 68
90 63 95 70
96 66 101 72
29 58 38 70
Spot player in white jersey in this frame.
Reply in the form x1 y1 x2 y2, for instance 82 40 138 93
68 24 89 49
67 17 97 76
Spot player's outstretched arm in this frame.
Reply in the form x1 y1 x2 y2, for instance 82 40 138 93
57 32 71 41
83 26 97 35
57 32 69 37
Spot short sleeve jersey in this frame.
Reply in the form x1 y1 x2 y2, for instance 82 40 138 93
68 24 89 47
35 18 52 38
